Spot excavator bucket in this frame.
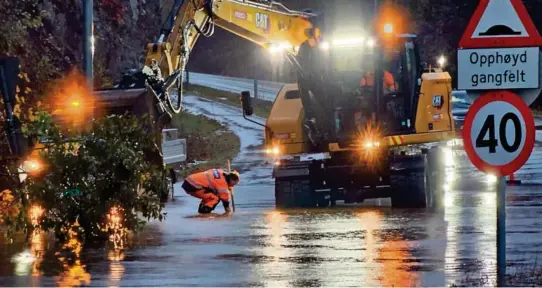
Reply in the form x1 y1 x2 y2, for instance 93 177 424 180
94 87 172 132
93 85 173 167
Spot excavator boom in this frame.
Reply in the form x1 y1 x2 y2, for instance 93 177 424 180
95 0 317 137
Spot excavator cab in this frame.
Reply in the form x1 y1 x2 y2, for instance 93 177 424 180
374 34 422 137
295 32 424 150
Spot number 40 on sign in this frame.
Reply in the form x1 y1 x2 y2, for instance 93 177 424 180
463 90 535 176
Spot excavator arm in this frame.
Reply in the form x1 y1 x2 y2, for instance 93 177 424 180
96 0 318 136
154 0 316 80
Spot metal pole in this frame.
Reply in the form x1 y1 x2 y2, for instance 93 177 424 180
374 0 378 14
83 0 93 90
497 176 506 286
253 79 258 99
0 66 18 155
227 160 235 212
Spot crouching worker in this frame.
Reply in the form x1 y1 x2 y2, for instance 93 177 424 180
182 168 240 214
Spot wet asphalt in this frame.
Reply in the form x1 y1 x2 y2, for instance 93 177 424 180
1 96 542 287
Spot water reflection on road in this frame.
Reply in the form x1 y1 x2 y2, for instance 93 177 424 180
2 182 542 286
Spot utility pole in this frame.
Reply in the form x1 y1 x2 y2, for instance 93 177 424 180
83 0 94 90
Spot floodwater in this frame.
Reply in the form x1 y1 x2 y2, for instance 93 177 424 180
2 96 542 287
2 183 542 287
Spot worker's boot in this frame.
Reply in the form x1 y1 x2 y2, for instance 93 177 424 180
198 202 213 214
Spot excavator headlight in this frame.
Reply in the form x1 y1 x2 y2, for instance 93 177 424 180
332 37 364 47
319 41 330 50
265 146 281 156
268 42 292 54
364 141 380 149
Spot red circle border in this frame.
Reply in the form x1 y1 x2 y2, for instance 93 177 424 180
462 90 535 176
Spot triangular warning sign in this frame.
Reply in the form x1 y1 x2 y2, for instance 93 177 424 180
459 0 542 48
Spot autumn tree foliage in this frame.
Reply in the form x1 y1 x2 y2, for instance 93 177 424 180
0 0 161 95
14 111 169 243
0 0 167 243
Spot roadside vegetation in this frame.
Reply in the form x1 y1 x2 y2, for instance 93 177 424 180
170 111 241 178
185 83 273 118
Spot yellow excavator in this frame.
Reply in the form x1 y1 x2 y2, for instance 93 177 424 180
96 0 457 209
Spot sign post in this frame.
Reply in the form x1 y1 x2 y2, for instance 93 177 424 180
463 90 535 286
458 1 542 285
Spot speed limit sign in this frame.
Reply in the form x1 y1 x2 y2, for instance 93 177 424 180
463 90 535 176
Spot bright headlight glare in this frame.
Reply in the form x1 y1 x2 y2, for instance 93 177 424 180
443 147 454 167
487 174 497 184
268 42 292 54
363 141 379 149
332 37 364 47
320 41 330 50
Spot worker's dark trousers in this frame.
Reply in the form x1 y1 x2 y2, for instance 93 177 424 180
182 181 218 214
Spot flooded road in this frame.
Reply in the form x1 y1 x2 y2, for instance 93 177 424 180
2 96 542 287
3 183 542 287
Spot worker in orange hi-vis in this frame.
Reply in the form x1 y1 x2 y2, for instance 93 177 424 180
182 169 240 214
359 71 397 93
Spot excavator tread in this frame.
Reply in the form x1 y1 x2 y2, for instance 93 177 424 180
275 178 316 208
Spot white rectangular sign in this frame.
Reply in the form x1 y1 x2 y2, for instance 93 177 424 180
457 47 540 90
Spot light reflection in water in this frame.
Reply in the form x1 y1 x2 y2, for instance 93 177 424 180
55 221 91 287
30 230 45 277
258 211 292 287
10 230 45 278
359 211 419 287
444 174 497 285
476 191 496 284
108 250 125 287
357 210 383 287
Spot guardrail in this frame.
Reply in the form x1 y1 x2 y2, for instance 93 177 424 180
161 128 187 166
184 71 285 102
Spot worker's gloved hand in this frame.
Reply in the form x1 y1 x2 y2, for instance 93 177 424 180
223 201 231 213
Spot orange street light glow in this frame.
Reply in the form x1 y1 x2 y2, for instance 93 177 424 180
24 159 42 173
384 23 393 34
71 99 81 107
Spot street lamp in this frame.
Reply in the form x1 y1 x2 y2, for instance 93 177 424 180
437 55 447 68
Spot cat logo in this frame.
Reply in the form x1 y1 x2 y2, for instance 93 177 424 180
432 95 443 108
256 13 269 31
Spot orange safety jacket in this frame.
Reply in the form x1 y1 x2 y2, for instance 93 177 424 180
360 71 396 90
185 169 230 202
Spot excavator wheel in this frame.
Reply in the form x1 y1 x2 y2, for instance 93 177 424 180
390 155 430 208
275 178 316 208
390 148 445 209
